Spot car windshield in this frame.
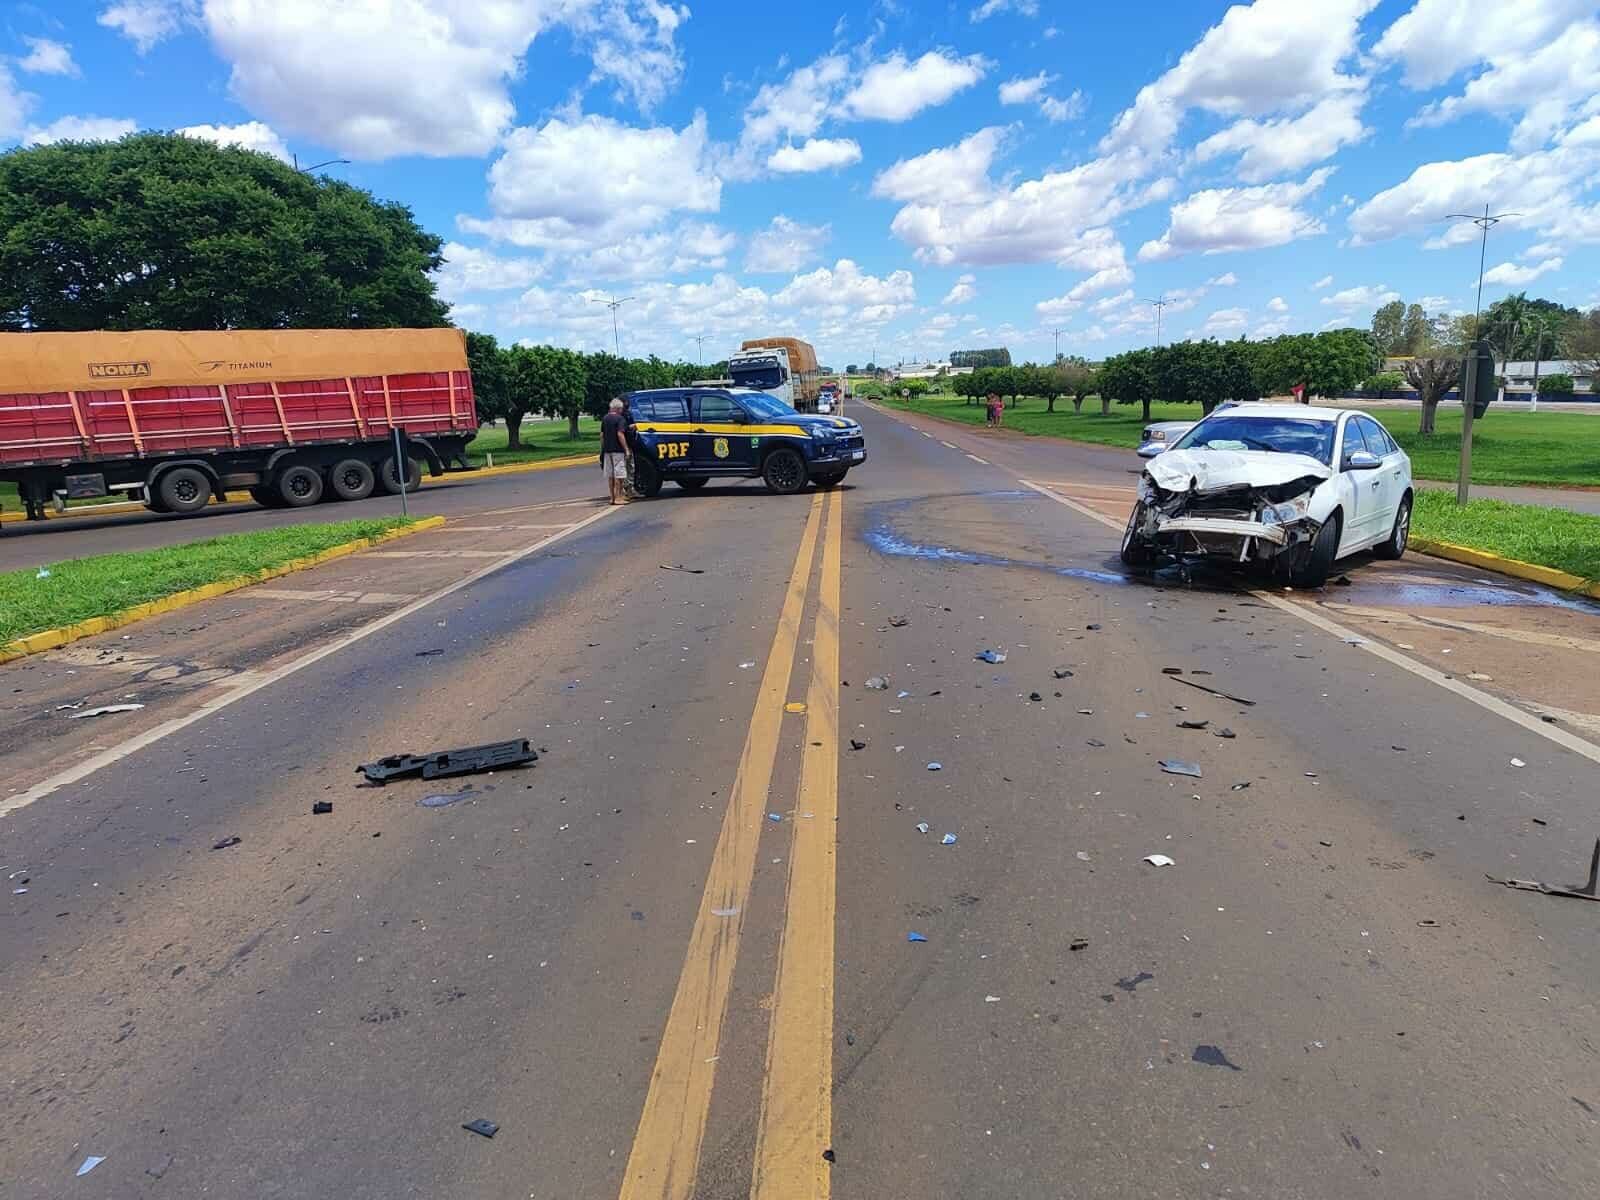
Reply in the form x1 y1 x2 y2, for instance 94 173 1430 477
738 391 801 420
1172 415 1336 464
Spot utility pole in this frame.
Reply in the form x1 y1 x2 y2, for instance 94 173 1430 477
1142 297 1168 347
1529 320 1548 413
1442 205 1517 505
1052 327 1065 364
692 334 710 367
589 294 635 355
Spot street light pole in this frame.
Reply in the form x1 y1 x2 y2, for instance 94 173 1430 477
1443 204 1518 341
292 154 351 173
1142 297 1167 347
692 334 709 367
589 294 635 355
1441 205 1517 506
1052 327 1065 364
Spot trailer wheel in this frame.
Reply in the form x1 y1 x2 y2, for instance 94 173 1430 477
379 453 422 495
157 466 212 515
249 485 287 509
277 464 324 507
328 458 376 502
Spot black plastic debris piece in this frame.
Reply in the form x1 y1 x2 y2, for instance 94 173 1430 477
845 1031 856 1046
658 563 705 574
888 615 910 628
1391 744 1407 751
849 739 868 751
1487 836 1600 902
1532 817 1548 825
1230 782 1250 791
1053 668 1074 679
462 1119 499 1139
1115 971 1153 993
1086 738 1105 748
414 648 444 657
1029 692 1043 702
822 1149 837 1164
1069 937 1089 951
312 801 333 815
1213 728 1236 739
1170 676 1255 706
1161 667 1183 675
1159 759 1202 778
357 739 537 785
1192 1044 1242 1071
211 836 241 851
1540 714 1559 724
1177 719 1209 730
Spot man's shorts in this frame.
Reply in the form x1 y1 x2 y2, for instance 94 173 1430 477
602 452 628 480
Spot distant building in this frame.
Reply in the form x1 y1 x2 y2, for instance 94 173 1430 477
890 361 974 380
1500 359 1593 393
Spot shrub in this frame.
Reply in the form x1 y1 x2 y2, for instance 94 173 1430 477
1364 371 1405 394
1538 372 1575 394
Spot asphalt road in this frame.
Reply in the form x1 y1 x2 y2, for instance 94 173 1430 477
2 404 1598 1199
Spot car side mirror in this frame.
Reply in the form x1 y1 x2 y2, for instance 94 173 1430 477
1345 449 1381 470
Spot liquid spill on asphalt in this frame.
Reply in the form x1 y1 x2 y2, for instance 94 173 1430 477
864 521 1126 586
1349 578 1598 613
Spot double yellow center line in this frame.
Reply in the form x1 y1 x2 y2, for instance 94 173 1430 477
618 489 842 1200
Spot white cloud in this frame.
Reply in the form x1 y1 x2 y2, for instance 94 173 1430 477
738 54 848 153
872 126 1007 206
1192 92 1368 182
999 72 1051 105
773 258 916 324
505 273 774 359
177 120 290 161
971 0 1038 20
1523 242 1562 259
1482 256 1564 286
463 113 720 252
1416 294 1454 310
840 50 989 123
767 137 862 173
943 274 977 305
1372 0 1593 89
1266 296 1288 313
1091 288 1134 314
561 222 736 282
1203 307 1249 335
1068 263 1135 300
98 1 194 53
745 215 830 273
1103 0 1376 154
23 114 138 145
578 1 692 113
1138 168 1331 261
0 65 33 142
433 241 545 299
1207 272 1238 287
1312 274 1333 289
1039 91 1085 123
18 37 78 77
1321 283 1400 310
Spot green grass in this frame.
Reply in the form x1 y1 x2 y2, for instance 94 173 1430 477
468 418 600 466
889 393 1600 489
1 516 416 643
1411 490 1600 582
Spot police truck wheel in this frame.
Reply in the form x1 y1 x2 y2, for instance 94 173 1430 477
633 457 663 498
328 458 376 502
676 477 708 491
813 470 845 490
157 466 212 515
379 453 422 495
277 464 324 507
762 448 807 494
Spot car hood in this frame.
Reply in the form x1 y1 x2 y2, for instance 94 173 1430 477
1145 448 1330 494
791 414 861 433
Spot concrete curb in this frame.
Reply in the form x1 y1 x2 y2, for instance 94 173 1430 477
1409 535 1600 599
0 453 595 524
0 515 448 665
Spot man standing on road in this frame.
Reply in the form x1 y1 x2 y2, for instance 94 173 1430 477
601 398 632 505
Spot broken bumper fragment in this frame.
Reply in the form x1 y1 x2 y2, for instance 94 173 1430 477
1155 515 1288 546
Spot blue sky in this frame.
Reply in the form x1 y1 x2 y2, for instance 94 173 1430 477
3 1 1598 368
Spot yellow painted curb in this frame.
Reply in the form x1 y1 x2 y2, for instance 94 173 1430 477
1410 535 1600 599
0 515 447 665
0 453 597 523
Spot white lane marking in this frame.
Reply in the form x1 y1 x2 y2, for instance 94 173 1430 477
0 504 620 819
480 498 601 517
364 549 519 559
920 431 933 438
445 524 576 532
966 454 990 465
1017 478 1600 766
940 441 958 450
246 588 418 606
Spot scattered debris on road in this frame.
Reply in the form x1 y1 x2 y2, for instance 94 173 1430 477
1143 854 1176 867
1192 1044 1242 1071
1159 759 1202 778
927 761 942 771
942 833 958 845
888 615 910 627
1053 667 1074 679
1161 667 1183 675
916 822 930 834
1177 719 1209 730
312 801 333 815
865 676 889 690
785 702 807 713
68 703 145 720
1029 692 1043 702
419 788 477 808
414 648 444 657
75 1155 105 1177
907 931 928 942
211 836 241 851
1510 757 1527 768
1213 728 1236 739
1070 937 1089 951
849 739 867 751
711 907 739 917
357 740 537 785
462 1118 499 1139
658 563 705 574
1169 676 1255 706
1486 837 1600 902
768 812 783 822
975 649 1006 664
1231 782 1250 791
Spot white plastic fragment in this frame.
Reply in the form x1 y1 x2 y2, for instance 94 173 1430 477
1510 757 1526 768
68 703 144 720
76 1156 105 1177
1143 854 1176 867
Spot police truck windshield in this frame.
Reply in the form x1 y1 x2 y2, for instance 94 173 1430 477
738 392 800 420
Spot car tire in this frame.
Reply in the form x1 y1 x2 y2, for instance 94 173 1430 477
676 477 709 491
328 458 376 502
814 470 846 490
277 464 324 507
1289 511 1341 587
1119 502 1158 567
1373 492 1411 560
157 466 212 515
379 453 422 495
762 447 808 494
634 456 663 498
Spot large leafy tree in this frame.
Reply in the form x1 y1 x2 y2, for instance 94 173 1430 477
0 132 448 331
1099 348 1156 421
510 345 588 439
465 332 510 430
1370 300 1405 355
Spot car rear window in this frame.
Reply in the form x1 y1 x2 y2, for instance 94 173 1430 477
637 395 687 421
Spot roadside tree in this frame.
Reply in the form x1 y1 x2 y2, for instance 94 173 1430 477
512 344 588 439
1401 357 1458 434
466 332 510 431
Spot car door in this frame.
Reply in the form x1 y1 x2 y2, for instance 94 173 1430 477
1357 416 1407 535
1335 416 1379 553
690 391 756 473
635 392 693 476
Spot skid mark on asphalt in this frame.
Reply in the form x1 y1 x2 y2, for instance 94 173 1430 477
244 588 418 605
1325 602 1600 655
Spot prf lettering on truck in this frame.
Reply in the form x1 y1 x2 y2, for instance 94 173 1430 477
657 441 691 459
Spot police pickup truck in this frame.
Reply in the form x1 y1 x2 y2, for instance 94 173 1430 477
626 387 866 495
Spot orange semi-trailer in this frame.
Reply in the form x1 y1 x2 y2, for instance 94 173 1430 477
0 328 477 521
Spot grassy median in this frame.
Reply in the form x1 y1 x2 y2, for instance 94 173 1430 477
886 394 1600 489
467 418 600 466
1410 491 1600 583
1 516 416 644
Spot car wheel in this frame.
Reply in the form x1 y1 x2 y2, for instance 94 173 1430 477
328 458 376 502
277 464 324 507
814 470 846 490
1373 492 1411 560
676 477 709 491
762 447 808 494
379 453 422 495
634 456 663 498
157 466 212 515
1289 511 1341 587
1119 502 1158 567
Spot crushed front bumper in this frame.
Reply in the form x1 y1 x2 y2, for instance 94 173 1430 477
1156 516 1288 546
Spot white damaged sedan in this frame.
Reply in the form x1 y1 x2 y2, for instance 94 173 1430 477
1120 404 1413 587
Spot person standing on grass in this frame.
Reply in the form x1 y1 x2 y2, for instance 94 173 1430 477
600 397 632 505
986 390 1003 428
